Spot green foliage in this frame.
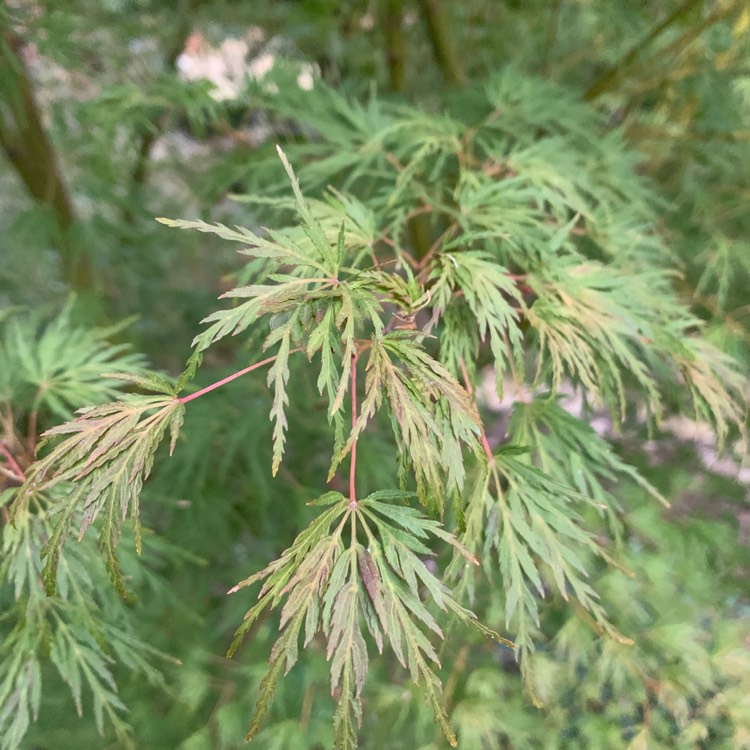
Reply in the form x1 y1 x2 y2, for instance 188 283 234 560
1 2 749 749
8 130 745 745
0 308 179 748
0 304 148 420
456 454 629 706
1 481 177 750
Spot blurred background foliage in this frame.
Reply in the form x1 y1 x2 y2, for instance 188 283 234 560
0 1 748 748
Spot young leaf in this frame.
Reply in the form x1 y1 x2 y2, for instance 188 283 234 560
10 396 184 593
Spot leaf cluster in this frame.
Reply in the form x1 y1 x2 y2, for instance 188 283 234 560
227 490 504 748
0 303 148 420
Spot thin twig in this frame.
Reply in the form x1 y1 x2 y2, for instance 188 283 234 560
349 351 359 506
645 2 740 69
442 644 469 713
27 409 37 456
0 466 22 483
0 441 25 481
584 0 703 100
416 221 459 270
299 682 315 731
541 0 564 75
459 359 493 461
178 348 303 404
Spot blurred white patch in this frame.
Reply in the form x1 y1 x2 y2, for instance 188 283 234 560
177 29 317 100
297 64 315 91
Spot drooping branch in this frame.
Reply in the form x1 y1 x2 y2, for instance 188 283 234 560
0 29 91 289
